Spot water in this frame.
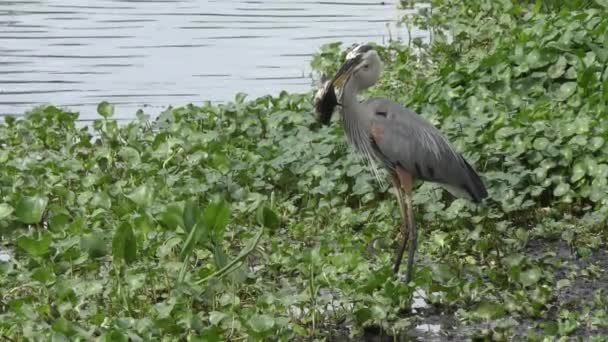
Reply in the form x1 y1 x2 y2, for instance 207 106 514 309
0 0 427 121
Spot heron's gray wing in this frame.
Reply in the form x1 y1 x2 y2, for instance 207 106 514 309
365 97 488 202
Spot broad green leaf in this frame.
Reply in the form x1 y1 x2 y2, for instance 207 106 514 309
557 279 571 289
370 305 388 320
256 205 280 229
52 317 74 336
589 137 604 151
209 311 227 326
31 266 56 284
475 301 505 320
519 267 542 287
17 233 52 257
91 192 112 210
126 185 154 208
431 232 449 248
159 203 184 229
503 253 524 268
553 183 570 197
526 49 550 69
0 203 14 220
571 163 586 182
112 222 137 264
118 146 141 164
556 82 577 101
154 300 175 319
80 234 107 258
547 56 567 78
354 308 372 324
248 314 274 333
212 244 229 269
432 263 455 283
183 199 198 233
97 101 114 118
202 199 231 244
595 0 608 8
15 195 48 224
0 150 8 163
532 137 549 150
180 221 204 261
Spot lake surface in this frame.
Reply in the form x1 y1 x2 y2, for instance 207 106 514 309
0 0 426 121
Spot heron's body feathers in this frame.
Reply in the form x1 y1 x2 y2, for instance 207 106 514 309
314 43 487 283
360 97 488 202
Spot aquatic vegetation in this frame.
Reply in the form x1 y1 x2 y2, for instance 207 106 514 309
1 0 608 340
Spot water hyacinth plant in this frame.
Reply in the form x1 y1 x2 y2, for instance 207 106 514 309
1 0 608 340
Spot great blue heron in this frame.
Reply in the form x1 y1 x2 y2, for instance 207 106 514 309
313 44 488 284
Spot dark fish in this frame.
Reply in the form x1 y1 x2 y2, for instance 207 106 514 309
313 80 338 126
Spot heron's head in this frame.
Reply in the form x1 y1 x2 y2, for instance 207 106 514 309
331 43 383 91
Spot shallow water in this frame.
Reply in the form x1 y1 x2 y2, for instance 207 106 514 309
0 0 427 121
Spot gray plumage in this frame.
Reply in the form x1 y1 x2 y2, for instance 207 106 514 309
323 44 487 202
313 43 487 284
357 97 487 202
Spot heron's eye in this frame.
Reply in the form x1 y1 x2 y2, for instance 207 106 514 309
363 64 370 70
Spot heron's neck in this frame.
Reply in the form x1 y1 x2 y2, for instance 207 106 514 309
341 78 364 114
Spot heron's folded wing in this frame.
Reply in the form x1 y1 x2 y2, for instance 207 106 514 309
366 97 488 202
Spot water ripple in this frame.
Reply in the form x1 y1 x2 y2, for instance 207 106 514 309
0 0 424 120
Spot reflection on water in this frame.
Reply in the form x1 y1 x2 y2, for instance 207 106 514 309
0 0 427 120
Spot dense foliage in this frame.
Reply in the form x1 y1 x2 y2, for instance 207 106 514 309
1 0 608 340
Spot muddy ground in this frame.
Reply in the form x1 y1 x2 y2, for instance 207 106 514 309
329 239 608 341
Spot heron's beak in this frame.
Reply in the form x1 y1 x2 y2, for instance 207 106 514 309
331 56 358 89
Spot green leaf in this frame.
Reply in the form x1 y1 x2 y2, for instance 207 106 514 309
196 228 264 284
256 205 280 229
91 192 112 210
180 221 204 261
557 279 571 289
52 317 74 336
553 183 570 197
519 267 542 287
248 314 274 333
126 185 154 208
432 263 455 283
80 234 107 258
118 146 141 164
112 222 137 264
533 137 549 150
159 203 184 229
370 305 387 320
0 203 14 220
183 199 198 233
556 82 577 101
589 137 604 151
97 101 114 118
31 266 56 284
202 199 231 244
0 150 8 164
595 0 608 8
571 163 586 182
475 301 506 320
209 311 227 326
526 49 550 69
15 195 48 224
17 233 52 257
503 253 525 268
547 56 567 78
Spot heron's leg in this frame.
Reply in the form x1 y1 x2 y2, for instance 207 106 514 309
395 168 416 283
392 174 409 275
403 191 417 284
